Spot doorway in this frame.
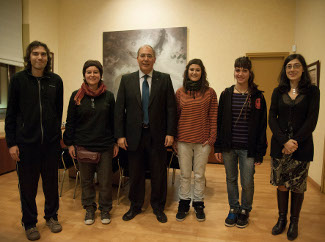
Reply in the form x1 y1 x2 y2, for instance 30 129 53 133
246 52 289 160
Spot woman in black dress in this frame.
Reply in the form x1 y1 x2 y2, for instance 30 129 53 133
269 54 320 240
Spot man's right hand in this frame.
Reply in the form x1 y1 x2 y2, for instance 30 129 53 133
9 145 20 161
117 137 128 150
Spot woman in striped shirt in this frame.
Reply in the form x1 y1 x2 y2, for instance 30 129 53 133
214 57 267 228
173 59 218 222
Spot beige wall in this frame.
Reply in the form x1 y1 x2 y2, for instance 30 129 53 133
296 0 325 185
28 0 59 72
57 0 295 113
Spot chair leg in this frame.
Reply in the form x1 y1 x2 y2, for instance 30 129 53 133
117 169 124 205
59 169 66 197
172 168 176 184
73 170 80 199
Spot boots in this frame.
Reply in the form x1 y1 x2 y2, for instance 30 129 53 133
272 189 289 235
287 192 304 241
176 199 191 221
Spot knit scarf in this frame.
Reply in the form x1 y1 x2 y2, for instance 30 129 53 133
185 79 202 98
74 82 106 105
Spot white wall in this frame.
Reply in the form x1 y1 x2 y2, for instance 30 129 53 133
296 0 325 186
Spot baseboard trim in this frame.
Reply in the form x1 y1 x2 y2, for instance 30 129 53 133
308 176 321 191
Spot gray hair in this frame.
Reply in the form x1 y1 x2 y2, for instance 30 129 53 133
137 44 156 58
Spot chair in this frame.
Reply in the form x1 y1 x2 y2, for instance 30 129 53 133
58 141 80 199
167 148 179 184
115 148 129 204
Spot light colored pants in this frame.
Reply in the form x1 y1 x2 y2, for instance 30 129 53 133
177 142 211 202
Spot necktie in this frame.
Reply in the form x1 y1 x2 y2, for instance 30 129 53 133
142 75 149 124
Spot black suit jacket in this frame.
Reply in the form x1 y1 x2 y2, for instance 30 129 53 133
114 70 177 151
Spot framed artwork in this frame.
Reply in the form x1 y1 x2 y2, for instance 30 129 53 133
103 27 187 96
50 52 54 72
307 60 320 87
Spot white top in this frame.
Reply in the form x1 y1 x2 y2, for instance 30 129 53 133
139 69 153 96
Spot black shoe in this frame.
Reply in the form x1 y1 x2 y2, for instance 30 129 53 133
84 208 95 225
272 213 287 235
122 208 141 221
153 210 167 223
193 201 205 222
176 199 191 222
225 208 238 227
287 217 299 241
236 209 249 228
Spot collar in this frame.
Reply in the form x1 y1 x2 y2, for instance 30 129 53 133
139 69 153 79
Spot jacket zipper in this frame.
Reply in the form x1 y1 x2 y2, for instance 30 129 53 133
38 79 44 144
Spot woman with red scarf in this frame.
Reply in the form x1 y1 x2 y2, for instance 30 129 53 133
63 60 118 225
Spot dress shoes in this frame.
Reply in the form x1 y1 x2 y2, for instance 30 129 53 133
153 210 168 223
122 208 141 221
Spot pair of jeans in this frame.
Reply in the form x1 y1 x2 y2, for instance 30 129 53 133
177 142 211 202
78 148 113 212
16 141 60 229
222 149 255 212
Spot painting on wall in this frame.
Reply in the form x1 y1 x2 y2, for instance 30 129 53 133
103 27 187 96
307 60 320 87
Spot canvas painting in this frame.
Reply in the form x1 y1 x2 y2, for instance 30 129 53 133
103 27 187 96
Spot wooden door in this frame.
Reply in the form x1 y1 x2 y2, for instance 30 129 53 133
246 53 289 160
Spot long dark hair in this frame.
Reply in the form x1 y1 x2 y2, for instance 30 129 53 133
183 58 209 94
234 56 258 92
278 54 312 94
24 40 52 73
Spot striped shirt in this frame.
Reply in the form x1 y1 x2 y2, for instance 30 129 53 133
176 87 218 146
231 93 250 149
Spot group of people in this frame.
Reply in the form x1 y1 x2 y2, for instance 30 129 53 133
5 40 319 241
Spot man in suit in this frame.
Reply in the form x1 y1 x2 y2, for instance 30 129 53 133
115 45 177 223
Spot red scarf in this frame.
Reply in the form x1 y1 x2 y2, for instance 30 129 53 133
74 82 106 105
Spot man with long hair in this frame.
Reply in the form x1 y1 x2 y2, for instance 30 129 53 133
5 41 63 240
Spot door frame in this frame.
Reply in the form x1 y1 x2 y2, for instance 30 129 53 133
246 52 289 160
246 52 289 59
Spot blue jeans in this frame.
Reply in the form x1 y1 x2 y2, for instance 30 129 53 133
222 149 255 212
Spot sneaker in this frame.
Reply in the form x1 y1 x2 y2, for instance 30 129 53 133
193 202 206 222
25 227 40 241
101 211 111 224
236 209 249 228
225 208 238 227
84 208 95 225
176 200 190 222
46 218 62 233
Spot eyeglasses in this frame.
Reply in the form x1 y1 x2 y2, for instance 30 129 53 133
139 54 154 59
286 63 302 70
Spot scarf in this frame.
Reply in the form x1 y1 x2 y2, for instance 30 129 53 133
74 82 106 105
185 79 202 98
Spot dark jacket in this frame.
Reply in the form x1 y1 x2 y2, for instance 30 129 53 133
5 69 63 147
269 85 320 161
63 90 115 152
214 85 267 163
114 70 177 151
